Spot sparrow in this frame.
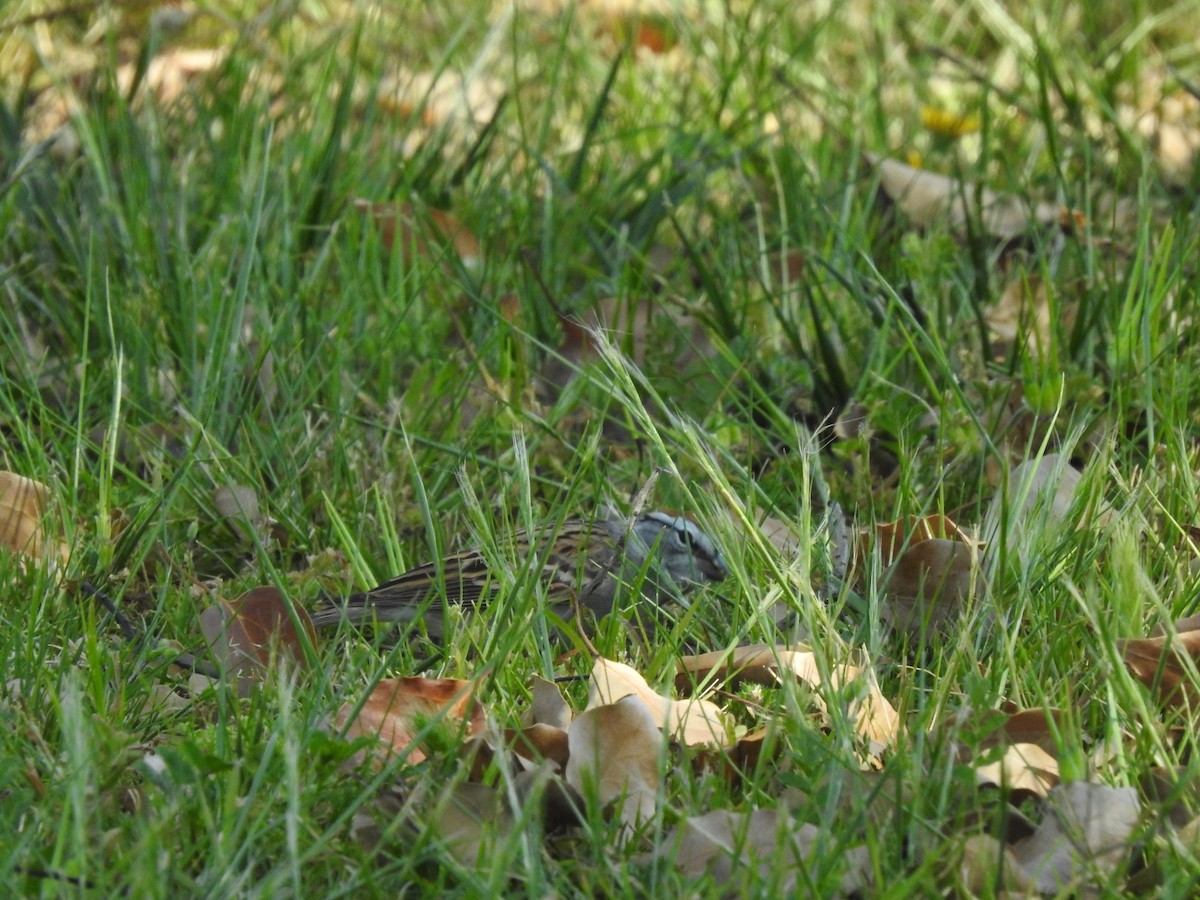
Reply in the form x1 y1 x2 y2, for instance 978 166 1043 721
311 510 728 638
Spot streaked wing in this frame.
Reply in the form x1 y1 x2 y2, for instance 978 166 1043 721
311 549 498 628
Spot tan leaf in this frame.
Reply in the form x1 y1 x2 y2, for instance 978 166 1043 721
336 677 482 767
975 743 1060 799
979 706 1068 757
507 723 571 771
881 538 981 634
988 272 1066 364
522 675 573 730
589 657 731 748
376 69 503 130
1012 781 1139 892
957 834 1034 895
677 645 901 756
434 766 583 868
659 808 816 882
198 586 314 696
854 517 984 633
434 782 504 869
213 484 261 544
1120 619 1200 710
870 154 1080 239
566 694 661 832
0 471 68 564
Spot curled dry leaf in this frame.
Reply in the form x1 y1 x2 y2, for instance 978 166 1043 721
198 586 314 696
589 657 731 748
1012 781 1139 893
957 834 1034 896
376 68 503 130
0 471 69 565
676 645 900 758
659 808 815 882
507 723 571 772
869 154 1081 239
522 675 573 730
213 484 261 544
978 706 1068 758
983 453 1108 573
856 515 983 635
975 743 1060 800
566 694 661 833
335 677 483 767
1120 617 1200 711
434 765 583 868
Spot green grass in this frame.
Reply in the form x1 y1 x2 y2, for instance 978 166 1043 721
4 0 1200 894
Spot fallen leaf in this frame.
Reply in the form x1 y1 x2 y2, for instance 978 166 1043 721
1120 618 1200 711
660 808 815 882
335 677 482 767
198 586 314 696
566 694 661 833
434 765 584 868
956 833 1034 895
376 68 504 130
881 537 981 634
434 781 504 868
0 471 69 565
589 657 731 748
975 743 1060 800
213 484 261 544
982 453 1106 572
676 645 900 758
522 675 573 730
869 154 1081 239
1012 781 1139 892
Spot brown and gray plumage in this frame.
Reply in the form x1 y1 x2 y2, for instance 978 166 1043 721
310 511 728 638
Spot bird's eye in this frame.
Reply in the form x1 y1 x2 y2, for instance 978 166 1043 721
672 523 693 548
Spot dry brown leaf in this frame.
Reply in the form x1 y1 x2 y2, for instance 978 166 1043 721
198 586 314 696
522 675 573 730
434 782 504 868
335 677 483 767
434 766 583 868
355 198 481 269
979 706 1068 757
1120 619 1200 711
883 538 980 634
1012 781 1139 892
566 694 661 832
676 645 900 757
957 833 1034 895
855 516 984 634
659 808 816 882
975 743 1060 800
988 271 1069 364
507 724 571 772
376 68 503 130
213 484 261 544
589 657 731 748
869 154 1081 239
116 47 227 105
0 471 68 565
983 453 1108 574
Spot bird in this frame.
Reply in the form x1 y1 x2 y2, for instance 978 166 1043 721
310 510 729 638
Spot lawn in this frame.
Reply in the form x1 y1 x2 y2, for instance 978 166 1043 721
3 0 1200 895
